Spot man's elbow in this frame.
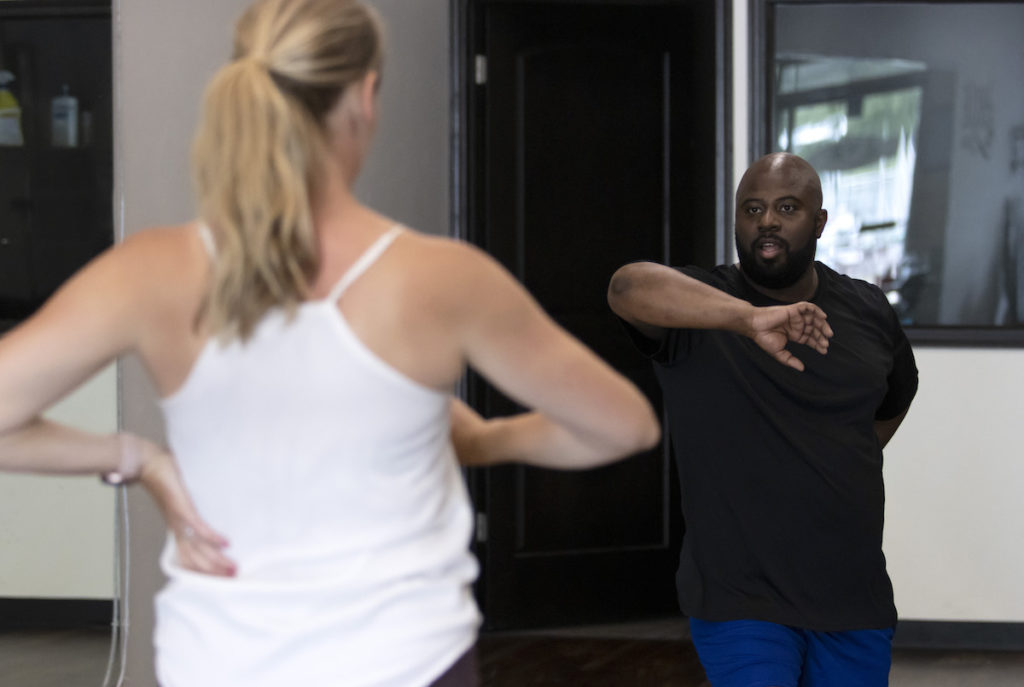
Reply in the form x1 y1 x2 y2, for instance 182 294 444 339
607 263 646 316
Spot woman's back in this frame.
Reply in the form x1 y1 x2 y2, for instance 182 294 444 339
154 225 481 687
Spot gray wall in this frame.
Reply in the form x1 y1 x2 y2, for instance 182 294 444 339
117 1 245 682
115 0 450 682
358 0 451 237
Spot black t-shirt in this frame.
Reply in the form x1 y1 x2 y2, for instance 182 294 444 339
622 261 918 631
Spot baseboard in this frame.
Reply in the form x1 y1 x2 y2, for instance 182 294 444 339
894 620 1024 651
0 597 113 632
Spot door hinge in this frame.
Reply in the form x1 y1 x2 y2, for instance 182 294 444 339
475 512 488 543
474 55 487 85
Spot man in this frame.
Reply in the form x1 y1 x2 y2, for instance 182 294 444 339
607 152 918 687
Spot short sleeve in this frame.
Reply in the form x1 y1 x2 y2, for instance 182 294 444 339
613 264 717 366
615 316 685 365
875 306 919 421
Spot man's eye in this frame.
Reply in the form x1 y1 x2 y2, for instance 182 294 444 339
779 204 795 213
746 207 762 215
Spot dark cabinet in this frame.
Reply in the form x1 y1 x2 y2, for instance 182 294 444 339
0 1 112 331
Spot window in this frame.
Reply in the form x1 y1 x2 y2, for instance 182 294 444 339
752 1 1024 344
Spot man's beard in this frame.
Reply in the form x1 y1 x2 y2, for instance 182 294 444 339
735 233 817 290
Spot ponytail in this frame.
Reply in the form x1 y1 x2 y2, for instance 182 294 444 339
190 0 383 341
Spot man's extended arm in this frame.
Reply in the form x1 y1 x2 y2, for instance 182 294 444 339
607 262 833 371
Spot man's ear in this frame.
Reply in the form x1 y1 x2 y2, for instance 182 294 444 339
815 209 827 238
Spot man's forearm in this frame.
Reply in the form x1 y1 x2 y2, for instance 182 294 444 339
608 262 753 335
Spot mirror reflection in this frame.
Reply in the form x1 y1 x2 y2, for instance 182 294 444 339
770 1 1024 331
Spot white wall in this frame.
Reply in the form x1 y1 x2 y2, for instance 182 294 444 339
0 366 116 598
732 0 1024 623
884 348 1024 621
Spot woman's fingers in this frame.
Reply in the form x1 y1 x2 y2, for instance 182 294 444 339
176 532 237 576
167 500 236 576
137 443 237 576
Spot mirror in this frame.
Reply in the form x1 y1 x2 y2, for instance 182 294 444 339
753 1 1024 344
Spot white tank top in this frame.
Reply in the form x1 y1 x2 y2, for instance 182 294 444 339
153 226 480 687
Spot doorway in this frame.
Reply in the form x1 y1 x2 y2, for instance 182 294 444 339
454 0 729 629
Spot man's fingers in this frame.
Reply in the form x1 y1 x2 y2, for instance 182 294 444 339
810 330 830 354
776 349 805 372
790 303 832 356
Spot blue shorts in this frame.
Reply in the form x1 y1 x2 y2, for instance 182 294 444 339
688 617 894 687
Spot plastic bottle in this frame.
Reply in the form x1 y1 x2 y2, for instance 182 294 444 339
0 70 24 147
51 83 78 148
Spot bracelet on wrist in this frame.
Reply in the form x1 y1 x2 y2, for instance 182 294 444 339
100 433 143 486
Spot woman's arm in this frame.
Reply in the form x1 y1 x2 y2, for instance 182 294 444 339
449 247 660 469
0 231 234 575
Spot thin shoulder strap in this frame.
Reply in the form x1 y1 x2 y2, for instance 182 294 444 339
197 222 217 258
326 225 404 302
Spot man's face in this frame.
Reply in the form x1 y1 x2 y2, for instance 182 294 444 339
734 166 825 290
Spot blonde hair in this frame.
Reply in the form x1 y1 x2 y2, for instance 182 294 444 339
192 0 383 340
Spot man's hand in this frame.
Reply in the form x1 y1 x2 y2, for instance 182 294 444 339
137 443 237 577
748 302 833 371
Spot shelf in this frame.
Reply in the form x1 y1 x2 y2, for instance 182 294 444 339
0 1 110 19
0 0 113 330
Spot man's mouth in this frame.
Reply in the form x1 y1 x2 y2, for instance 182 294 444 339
755 237 786 260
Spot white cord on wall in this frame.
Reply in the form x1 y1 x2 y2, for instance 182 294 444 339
100 481 131 686
100 487 119 687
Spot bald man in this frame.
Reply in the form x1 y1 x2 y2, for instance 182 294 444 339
608 153 918 687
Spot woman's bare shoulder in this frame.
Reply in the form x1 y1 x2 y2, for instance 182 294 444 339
387 228 535 326
393 229 506 284
106 222 208 293
117 221 206 266
54 221 212 336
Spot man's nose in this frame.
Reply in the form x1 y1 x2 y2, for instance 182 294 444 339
757 209 778 230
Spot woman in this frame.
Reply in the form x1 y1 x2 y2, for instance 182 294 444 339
0 0 659 684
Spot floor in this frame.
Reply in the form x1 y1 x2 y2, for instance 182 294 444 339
477 617 1024 687
2 620 1024 686
0 627 114 687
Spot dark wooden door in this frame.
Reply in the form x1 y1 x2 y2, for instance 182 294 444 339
459 0 724 629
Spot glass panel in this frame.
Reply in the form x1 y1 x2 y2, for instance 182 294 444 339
0 3 113 332
776 79 923 322
768 2 1024 336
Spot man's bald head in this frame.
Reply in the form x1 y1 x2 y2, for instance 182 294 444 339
736 153 823 211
